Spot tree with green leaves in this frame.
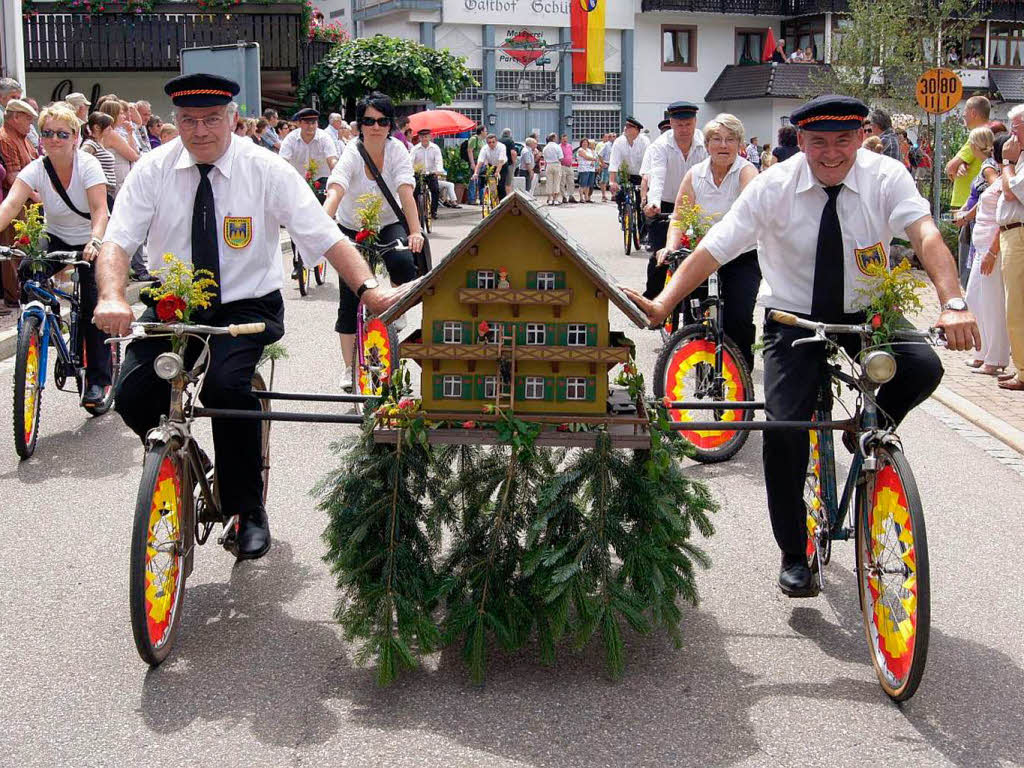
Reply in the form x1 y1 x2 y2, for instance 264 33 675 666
298 35 477 118
820 0 983 114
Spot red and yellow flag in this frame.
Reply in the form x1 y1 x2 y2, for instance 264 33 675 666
571 0 605 85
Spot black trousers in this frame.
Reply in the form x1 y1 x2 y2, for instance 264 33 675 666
46 233 112 387
114 292 285 517
761 312 943 558
497 164 511 200
644 201 675 296
336 222 419 334
424 174 440 217
718 250 761 372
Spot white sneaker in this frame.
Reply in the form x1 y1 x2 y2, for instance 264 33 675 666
341 366 354 392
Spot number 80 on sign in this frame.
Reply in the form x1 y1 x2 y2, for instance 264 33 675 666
915 68 963 115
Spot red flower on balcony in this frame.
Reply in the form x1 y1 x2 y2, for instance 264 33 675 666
478 320 490 338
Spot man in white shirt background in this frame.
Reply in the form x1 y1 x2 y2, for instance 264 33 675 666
410 128 443 219
279 107 338 191
625 95 978 597
472 133 508 195
609 117 650 208
92 74 407 561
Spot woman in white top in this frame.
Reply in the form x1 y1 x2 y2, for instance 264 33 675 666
323 91 424 391
541 133 563 206
660 113 761 370
965 136 1010 375
0 102 112 405
97 99 139 199
576 138 597 202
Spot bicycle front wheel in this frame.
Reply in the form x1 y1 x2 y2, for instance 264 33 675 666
313 262 326 286
13 314 44 459
805 425 833 577
357 317 398 397
653 324 752 463
856 444 930 701
252 371 272 505
89 339 122 416
622 206 633 255
129 439 187 666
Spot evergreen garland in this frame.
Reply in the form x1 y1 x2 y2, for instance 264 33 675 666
320 400 718 686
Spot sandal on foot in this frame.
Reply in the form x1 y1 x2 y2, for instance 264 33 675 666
971 365 1007 375
998 372 1017 382
998 377 1024 391
966 359 984 369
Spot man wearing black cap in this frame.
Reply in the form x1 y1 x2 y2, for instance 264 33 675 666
642 101 708 298
280 107 338 193
625 94 979 597
609 117 649 201
410 128 442 220
93 73 408 560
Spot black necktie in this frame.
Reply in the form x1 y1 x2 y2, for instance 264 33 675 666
811 184 844 322
191 163 220 311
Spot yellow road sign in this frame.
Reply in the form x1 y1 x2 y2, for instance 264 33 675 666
916 68 963 114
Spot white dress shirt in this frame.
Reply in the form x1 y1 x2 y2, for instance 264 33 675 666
996 155 1024 226
327 137 415 230
476 142 507 169
279 128 338 180
699 149 931 316
646 129 708 206
104 135 344 303
410 141 444 174
609 133 650 177
541 141 562 165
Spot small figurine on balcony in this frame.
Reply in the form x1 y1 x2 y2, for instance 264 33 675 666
496 266 510 288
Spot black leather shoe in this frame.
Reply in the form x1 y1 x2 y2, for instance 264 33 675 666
236 507 271 560
779 553 816 597
81 383 105 408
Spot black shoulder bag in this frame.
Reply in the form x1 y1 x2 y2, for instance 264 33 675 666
42 156 91 220
356 139 431 275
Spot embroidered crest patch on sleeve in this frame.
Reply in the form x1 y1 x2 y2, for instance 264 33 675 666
223 217 253 249
855 242 886 274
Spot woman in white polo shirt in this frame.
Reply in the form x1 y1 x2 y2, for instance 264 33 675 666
323 91 423 391
0 102 111 407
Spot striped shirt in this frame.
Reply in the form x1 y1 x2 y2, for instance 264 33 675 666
81 139 117 192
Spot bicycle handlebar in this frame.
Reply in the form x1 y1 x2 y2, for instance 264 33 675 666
768 310 943 343
0 245 89 266
106 320 266 343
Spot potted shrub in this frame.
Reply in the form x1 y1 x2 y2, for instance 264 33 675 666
443 146 472 202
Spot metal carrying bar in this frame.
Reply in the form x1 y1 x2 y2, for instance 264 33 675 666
193 408 364 424
252 390 373 404
667 420 854 432
663 401 764 410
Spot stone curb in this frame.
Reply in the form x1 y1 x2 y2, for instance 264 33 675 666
0 282 147 363
930 384 1024 456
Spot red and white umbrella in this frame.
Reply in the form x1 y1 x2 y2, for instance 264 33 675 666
407 109 477 138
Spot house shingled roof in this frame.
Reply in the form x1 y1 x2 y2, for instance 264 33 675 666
705 63 831 102
990 69 1024 102
378 190 650 329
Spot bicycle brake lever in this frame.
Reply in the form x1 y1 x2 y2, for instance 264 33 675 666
792 333 827 347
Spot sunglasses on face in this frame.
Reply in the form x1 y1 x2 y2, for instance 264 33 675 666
359 116 391 127
40 129 72 140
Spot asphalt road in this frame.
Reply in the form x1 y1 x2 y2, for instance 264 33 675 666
2 200 1023 768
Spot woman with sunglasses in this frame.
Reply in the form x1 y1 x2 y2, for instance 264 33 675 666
323 91 423 391
0 102 112 408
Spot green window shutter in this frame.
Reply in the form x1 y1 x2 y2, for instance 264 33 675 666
433 375 444 400
545 323 556 345
556 323 568 346
554 271 566 289
515 322 526 345
556 377 567 402
515 375 525 401
432 321 444 343
527 270 538 289
586 323 598 347
466 270 477 288
585 376 597 402
462 375 474 400
543 376 555 401
462 321 473 344
473 375 485 399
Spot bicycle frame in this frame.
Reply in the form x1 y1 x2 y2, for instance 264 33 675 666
19 277 81 394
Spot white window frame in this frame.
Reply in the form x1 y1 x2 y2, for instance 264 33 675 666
536 271 556 290
485 322 502 344
443 321 463 345
442 375 463 398
566 377 587 401
525 376 545 400
567 323 587 346
483 376 497 399
526 322 546 345
476 269 496 289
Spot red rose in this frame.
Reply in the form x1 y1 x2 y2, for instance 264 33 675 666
461 421 476 429
16 235 31 246
355 229 373 243
556 424 569 432
478 321 490 337
871 314 883 329
314 181 322 189
680 234 691 248
156 295 187 322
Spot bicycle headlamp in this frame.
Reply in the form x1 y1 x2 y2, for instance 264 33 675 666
863 350 897 384
154 352 184 381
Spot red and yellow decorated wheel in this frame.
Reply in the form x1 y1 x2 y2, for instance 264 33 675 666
662 266 675 335
22 331 40 446
358 318 395 395
144 455 183 650
663 337 746 450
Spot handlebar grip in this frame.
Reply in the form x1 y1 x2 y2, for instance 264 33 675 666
228 322 266 336
767 310 800 326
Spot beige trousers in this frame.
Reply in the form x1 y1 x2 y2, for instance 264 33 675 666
1000 226 1024 380
560 164 574 200
545 164 561 197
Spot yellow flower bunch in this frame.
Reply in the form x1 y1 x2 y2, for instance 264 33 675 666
668 197 714 244
12 203 46 258
856 259 926 347
355 192 384 234
142 253 218 326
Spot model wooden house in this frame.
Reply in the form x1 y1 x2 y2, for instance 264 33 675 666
379 191 649 415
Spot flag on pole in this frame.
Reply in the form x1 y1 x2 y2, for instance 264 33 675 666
570 0 605 85
762 27 777 62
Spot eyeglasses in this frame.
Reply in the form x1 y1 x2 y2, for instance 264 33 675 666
177 115 225 131
359 117 391 127
40 129 72 140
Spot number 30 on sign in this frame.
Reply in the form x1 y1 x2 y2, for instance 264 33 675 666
915 68 963 115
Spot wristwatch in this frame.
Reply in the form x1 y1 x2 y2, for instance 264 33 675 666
356 277 379 300
943 298 968 312
89 237 103 250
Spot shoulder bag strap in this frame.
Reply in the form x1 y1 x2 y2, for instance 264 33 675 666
43 156 91 220
356 138 408 235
